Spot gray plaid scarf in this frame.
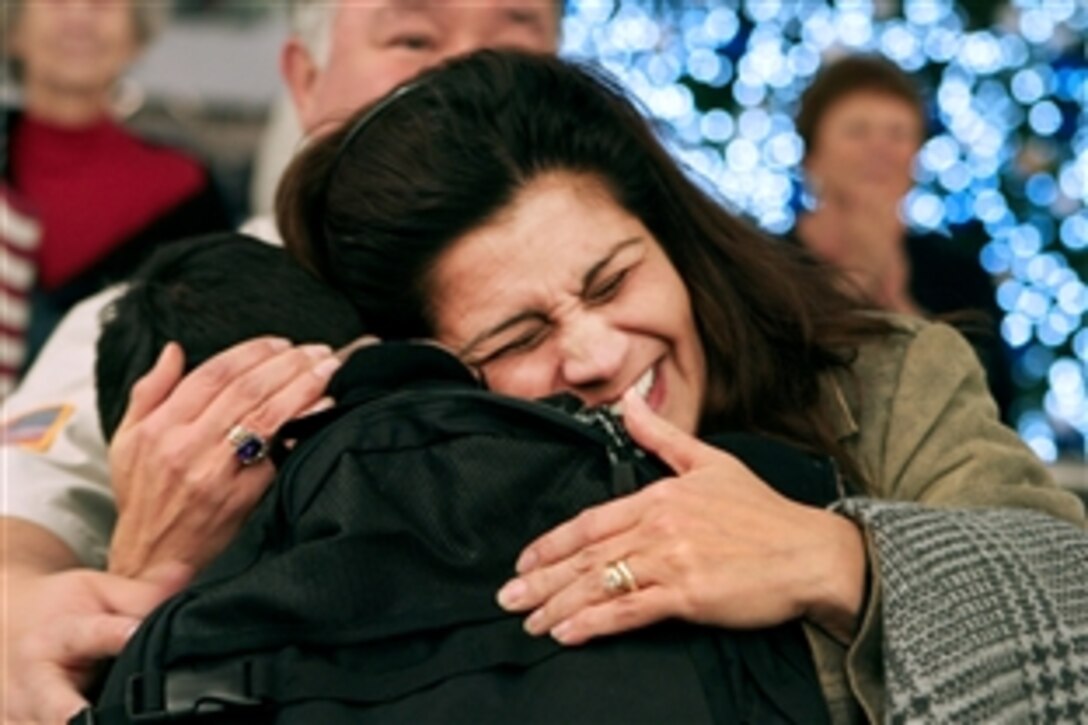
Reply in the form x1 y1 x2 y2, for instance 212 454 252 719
841 500 1088 724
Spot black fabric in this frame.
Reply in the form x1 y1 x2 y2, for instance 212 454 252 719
81 343 838 725
782 228 1013 422
903 228 1013 421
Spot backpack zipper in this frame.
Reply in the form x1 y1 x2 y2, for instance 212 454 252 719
573 407 642 496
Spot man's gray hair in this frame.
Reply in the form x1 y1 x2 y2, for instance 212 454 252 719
287 0 337 65
286 0 571 66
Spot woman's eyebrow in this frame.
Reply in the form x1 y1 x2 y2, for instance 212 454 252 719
457 236 645 357
581 237 644 293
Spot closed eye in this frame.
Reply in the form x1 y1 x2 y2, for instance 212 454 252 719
474 326 550 365
586 269 628 304
390 34 435 51
506 8 545 28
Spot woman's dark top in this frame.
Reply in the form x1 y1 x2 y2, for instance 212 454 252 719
785 228 1013 422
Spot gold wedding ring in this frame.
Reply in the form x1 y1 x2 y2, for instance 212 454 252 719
602 559 639 596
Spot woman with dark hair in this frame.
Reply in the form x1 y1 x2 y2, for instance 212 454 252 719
276 51 1086 722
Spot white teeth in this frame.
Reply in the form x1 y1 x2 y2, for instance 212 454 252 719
633 367 655 399
605 366 655 416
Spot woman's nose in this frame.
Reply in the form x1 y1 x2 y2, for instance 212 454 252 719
557 313 627 389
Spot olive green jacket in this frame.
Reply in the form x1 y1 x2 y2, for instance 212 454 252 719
804 316 1087 723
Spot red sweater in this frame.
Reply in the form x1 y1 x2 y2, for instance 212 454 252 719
11 114 209 290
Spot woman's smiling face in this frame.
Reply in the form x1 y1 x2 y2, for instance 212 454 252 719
428 172 707 434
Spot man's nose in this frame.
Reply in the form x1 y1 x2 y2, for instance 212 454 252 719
557 313 627 389
445 31 497 61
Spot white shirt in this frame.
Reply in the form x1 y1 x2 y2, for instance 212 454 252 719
0 218 280 567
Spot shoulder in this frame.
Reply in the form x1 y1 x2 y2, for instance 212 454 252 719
849 313 997 432
0 287 123 567
828 314 999 486
111 124 212 193
4 286 122 438
846 313 976 400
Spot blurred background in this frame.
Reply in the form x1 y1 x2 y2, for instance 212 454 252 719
4 0 1087 478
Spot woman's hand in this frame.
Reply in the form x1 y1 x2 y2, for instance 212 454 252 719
107 338 341 578
3 560 192 724
497 389 867 645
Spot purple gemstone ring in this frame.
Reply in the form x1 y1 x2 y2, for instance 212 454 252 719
226 424 269 466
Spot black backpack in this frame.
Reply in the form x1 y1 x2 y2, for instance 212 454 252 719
78 343 841 724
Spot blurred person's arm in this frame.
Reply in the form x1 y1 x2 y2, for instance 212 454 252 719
3 517 191 724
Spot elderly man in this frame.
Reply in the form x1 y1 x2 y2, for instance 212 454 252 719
1 2 560 721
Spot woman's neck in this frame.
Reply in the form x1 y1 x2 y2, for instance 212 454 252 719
21 83 113 128
795 205 845 262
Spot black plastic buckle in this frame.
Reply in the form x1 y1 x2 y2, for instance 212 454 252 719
125 660 269 721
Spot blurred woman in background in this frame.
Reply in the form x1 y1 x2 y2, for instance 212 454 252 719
1 0 229 388
792 55 1013 420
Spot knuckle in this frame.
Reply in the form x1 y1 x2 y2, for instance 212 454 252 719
243 403 279 435
161 447 193 478
576 508 607 541
122 421 155 452
661 539 694 572
679 583 712 617
234 373 270 405
184 470 229 505
610 594 645 627
571 546 600 577
647 510 681 539
195 355 234 390
292 346 326 369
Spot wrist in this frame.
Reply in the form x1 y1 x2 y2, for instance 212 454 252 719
799 510 867 644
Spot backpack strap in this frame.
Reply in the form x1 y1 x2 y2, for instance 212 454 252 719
76 624 562 724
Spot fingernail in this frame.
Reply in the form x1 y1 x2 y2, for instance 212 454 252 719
302 344 333 359
497 579 527 609
312 358 342 378
269 337 292 351
516 550 538 574
524 610 546 636
551 620 573 643
303 396 335 416
124 622 140 641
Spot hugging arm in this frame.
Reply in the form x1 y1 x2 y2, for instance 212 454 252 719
496 389 867 646
2 292 341 721
832 321 1085 720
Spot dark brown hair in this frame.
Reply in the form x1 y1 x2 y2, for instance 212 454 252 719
797 54 926 158
277 50 892 488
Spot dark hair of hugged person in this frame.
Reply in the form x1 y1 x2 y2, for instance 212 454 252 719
276 49 893 488
95 233 363 441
